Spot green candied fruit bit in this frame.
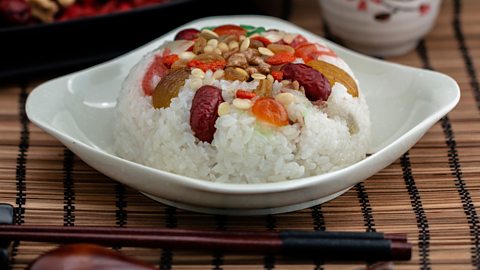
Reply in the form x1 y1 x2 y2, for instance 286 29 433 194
240 24 256 30
247 27 266 36
200 26 216 31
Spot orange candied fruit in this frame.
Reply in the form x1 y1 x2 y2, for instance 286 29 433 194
213 24 247 37
265 52 296 65
252 97 289 127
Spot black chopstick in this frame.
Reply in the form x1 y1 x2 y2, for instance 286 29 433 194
0 225 411 262
0 225 406 241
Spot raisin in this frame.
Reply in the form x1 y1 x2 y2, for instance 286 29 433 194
152 68 190 109
190 85 224 143
281 63 331 102
174 28 200 41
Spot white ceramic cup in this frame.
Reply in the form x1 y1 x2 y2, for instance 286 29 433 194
318 0 442 57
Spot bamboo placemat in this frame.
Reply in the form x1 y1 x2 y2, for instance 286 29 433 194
1 0 479 269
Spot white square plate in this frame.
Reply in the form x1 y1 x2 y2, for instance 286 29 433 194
26 15 460 215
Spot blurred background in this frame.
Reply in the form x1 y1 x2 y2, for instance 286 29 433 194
0 0 299 81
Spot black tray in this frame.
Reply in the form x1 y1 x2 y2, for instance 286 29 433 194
1 0 291 81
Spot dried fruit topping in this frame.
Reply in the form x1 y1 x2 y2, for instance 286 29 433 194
174 28 200 41
254 79 272 97
289 35 308 48
193 36 207 54
250 36 271 46
307 60 358 97
281 63 331 102
295 43 336 63
152 67 190 109
213 24 247 38
252 97 289 127
270 70 283 81
265 52 296 65
224 67 249 82
267 44 295 55
188 53 226 72
190 85 224 143
235 89 256 99
142 55 168 96
162 54 179 69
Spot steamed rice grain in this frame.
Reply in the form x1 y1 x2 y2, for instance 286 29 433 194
114 26 371 184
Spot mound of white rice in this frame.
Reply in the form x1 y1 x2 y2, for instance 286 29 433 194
114 41 370 184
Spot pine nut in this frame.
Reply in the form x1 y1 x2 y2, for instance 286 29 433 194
275 92 295 106
213 69 224 80
203 45 214 53
234 67 249 77
191 68 205 78
251 73 266 80
179 51 196 61
292 80 300 90
267 74 274 82
218 42 229 52
189 78 203 90
201 29 219 39
258 47 275 56
213 48 223 55
218 102 230 116
207 38 218 47
232 98 253 110
240 38 250 52
228 41 239 50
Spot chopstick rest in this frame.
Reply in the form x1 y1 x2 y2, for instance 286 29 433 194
0 203 14 270
0 225 412 262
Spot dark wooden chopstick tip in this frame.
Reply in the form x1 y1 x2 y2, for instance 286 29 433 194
390 241 412 261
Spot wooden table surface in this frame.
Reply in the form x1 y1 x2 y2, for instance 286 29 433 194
1 0 480 269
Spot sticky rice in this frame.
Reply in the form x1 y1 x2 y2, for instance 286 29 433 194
114 25 370 183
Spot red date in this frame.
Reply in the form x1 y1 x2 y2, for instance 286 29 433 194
281 63 331 102
190 85 224 143
174 28 200 41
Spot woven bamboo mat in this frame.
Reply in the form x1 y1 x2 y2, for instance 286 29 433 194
1 0 479 269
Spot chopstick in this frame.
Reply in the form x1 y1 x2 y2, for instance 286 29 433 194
0 225 411 262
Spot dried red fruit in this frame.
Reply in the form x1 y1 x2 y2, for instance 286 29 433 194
294 43 336 63
281 63 331 102
188 53 226 72
174 28 200 41
142 55 168 96
213 25 246 37
265 52 295 65
270 70 283 81
190 85 224 143
290 35 308 48
250 36 271 46
162 54 179 68
235 90 256 99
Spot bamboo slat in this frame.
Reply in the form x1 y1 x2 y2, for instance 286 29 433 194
1 0 480 269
